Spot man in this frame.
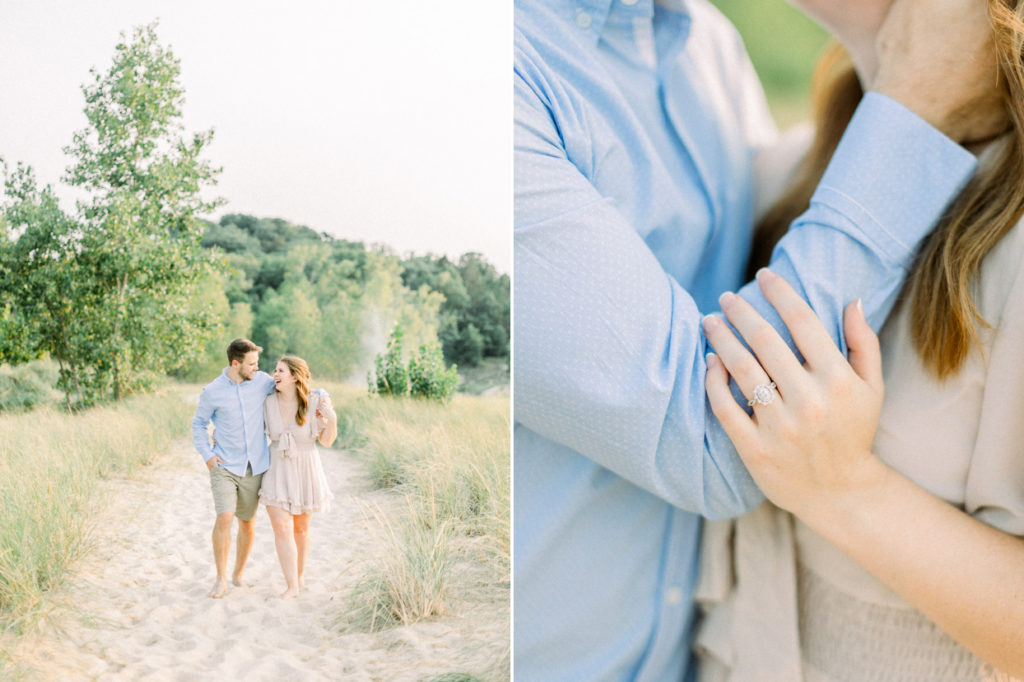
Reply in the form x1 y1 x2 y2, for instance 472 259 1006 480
192 338 275 599
514 0 1000 679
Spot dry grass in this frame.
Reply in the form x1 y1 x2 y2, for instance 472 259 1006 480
343 501 454 632
322 383 509 632
0 391 191 633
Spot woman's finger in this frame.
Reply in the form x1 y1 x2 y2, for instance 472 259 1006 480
703 314 771 400
705 352 758 449
719 291 809 395
756 269 845 369
843 298 884 395
702 313 778 405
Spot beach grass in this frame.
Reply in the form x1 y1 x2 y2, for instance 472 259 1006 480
344 501 454 631
0 390 191 633
322 383 509 632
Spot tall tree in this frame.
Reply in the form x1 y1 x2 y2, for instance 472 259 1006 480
1 23 223 405
61 22 223 400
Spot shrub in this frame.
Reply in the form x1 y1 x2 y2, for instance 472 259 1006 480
369 325 459 403
368 323 409 397
408 343 458 403
0 360 61 412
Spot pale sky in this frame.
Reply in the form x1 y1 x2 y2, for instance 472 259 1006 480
0 1 511 272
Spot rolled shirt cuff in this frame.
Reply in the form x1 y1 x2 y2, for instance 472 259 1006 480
810 91 977 265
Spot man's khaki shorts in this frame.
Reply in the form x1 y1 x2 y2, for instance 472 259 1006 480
210 464 264 521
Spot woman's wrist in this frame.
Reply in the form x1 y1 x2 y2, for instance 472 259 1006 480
793 452 894 545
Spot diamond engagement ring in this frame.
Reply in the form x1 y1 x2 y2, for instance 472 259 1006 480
747 381 777 407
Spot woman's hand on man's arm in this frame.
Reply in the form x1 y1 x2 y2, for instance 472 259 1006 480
703 269 1024 676
703 268 885 518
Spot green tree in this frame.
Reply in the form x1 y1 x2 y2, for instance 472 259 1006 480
173 268 253 382
452 322 485 368
456 253 509 359
2 24 223 405
0 162 90 406
60 22 223 401
399 252 509 367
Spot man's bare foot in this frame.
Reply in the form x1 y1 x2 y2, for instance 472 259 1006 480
209 580 228 599
280 587 300 599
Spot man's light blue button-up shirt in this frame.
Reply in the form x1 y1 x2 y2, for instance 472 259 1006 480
192 368 276 476
514 0 977 680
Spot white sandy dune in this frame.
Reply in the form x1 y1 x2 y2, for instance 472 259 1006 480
8 439 509 681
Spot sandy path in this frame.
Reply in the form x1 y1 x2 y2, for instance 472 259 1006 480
9 439 509 681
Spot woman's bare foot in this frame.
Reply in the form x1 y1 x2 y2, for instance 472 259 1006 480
209 579 228 599
280 586 300 599
298 576 305 589
231 572 244 587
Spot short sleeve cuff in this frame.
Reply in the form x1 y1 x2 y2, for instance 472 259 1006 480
811 92 977 264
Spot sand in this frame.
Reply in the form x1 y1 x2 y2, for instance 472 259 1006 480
5 439 510 681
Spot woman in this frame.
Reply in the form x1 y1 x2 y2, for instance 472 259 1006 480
697 0 1024 679
258 355 337 598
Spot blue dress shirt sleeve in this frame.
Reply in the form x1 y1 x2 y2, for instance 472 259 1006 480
192 387 215 462
256 371 275 396
515 71 977 519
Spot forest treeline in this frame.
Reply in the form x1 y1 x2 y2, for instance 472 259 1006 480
191 214 509 382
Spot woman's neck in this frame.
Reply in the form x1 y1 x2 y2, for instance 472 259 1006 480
277 386 298 401
849 44 878 90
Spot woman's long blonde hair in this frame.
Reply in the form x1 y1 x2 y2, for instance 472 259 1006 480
279 355 312 425
750 2 1024 379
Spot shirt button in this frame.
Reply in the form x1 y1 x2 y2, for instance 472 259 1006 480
576 11 592 29
665 586 684 606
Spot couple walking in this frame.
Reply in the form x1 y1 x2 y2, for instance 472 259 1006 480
191 338 338 599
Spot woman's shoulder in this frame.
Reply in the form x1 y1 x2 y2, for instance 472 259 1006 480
976 211 1024 326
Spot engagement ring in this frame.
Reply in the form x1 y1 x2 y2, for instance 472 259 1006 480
747 381 777 407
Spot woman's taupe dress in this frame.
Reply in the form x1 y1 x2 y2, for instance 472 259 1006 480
258 391 335 515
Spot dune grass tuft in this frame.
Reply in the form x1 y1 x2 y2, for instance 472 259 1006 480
343 502 453 632
323 384 509 633
0 391 191 632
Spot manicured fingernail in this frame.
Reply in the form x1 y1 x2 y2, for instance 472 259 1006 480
702 314 720 332
705 352 718 368
756 268 777 285
856 297 864 314
718 292 735 310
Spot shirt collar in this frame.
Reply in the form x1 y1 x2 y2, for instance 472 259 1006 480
572 0 689 45
219 367 248 386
